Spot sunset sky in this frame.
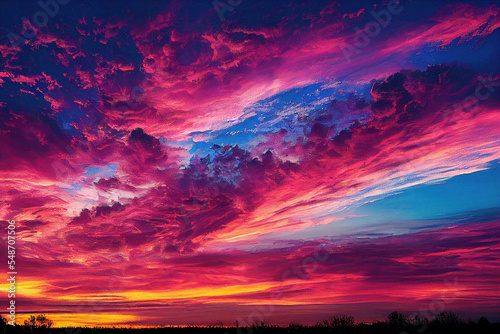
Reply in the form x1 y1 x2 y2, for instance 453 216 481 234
1 0 500 328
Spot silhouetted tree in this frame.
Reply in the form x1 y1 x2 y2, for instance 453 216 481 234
329 315 355 330
24 315 36 328
478 316 491 328
411 314 429 332
433 311 463 327
388 310 409 327
23 314 53 328
0 315 7 330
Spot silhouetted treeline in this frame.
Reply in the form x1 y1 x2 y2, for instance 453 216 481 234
1 311 499 334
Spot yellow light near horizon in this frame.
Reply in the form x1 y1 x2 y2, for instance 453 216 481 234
1 278 341 306
56 281 282 303
13 313 138 328
0 279 284 305
0 280 47 299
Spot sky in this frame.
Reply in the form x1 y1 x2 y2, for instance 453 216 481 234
0 0 500 328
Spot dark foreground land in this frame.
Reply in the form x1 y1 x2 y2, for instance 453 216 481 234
2 312 499 334
3 323 500 334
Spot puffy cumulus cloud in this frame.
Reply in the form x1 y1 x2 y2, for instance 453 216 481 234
4 1 497 143
194 65 500 244
0 111 71 176
5 63 500 265
92 1 498 142
3 62 500 252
